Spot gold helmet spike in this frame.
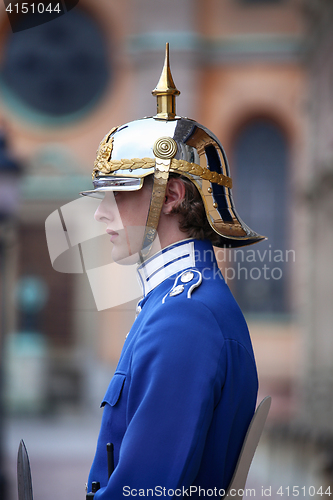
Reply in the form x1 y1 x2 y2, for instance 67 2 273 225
152 43 180 120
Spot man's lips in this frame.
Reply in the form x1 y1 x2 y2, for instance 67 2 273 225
106 229 119 242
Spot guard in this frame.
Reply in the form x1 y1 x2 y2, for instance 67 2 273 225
82 43 264 499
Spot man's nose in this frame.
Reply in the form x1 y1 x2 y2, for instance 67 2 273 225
94 204 105 223
94 195 114 223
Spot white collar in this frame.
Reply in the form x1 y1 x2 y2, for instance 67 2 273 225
137 240 195 297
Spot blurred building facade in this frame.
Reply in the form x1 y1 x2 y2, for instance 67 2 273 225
1 0 332 492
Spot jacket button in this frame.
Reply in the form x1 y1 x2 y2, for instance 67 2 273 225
181 271 194 283
169 285 184 297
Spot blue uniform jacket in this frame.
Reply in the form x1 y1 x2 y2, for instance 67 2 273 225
88 239 258 498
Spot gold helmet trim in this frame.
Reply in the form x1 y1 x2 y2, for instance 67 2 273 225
93 155 232 189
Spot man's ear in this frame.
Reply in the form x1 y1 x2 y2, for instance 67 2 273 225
162 177 186 214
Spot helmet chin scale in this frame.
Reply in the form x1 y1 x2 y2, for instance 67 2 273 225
141 136 178 257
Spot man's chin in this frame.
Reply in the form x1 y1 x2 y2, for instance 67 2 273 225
109 228 143 265
110 228 162 265
111 248 141 266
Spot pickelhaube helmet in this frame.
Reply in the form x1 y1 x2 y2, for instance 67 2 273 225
81 44 264 251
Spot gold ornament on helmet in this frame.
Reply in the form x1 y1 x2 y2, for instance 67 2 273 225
82 43 265 249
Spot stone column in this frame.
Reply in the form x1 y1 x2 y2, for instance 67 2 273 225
299 0 333 434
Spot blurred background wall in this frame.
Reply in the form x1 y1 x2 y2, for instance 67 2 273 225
0 0 333 498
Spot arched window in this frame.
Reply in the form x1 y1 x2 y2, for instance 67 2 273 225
232 118 290 315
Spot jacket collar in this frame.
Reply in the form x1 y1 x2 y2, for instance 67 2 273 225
137 239 215 297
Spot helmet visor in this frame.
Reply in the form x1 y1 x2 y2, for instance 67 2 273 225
80 177 143 199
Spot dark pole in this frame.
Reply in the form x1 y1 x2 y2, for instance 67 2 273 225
0 131 22 498
0 226 7 496
0 223 11 497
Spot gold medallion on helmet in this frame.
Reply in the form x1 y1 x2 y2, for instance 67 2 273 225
153 137 178 159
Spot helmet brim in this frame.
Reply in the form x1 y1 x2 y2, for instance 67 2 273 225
80 176 143 198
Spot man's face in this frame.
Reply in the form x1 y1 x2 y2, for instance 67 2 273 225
94 180 153 263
